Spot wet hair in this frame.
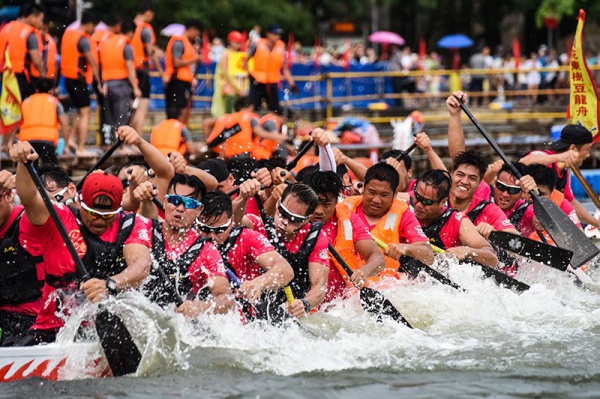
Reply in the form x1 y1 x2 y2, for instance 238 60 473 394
80 11 99 25
105 14 124 27
498 162 528 178
201 190 232 223
184 18 203 31
364 163 400 192
280 183 319 216
38 163 72 189
526 164 557 191
167 173 207 201
417 169 452 200
452 150 488 179
380 149 412 170
254 155 287 171
234 96 253 111
20 3 45 18
136 1 155 14
115 161 149 175
295 164 319 183
336 163 349 178
36 77 54 93
120 19 136 35
227 158 254 185
304 170 343 198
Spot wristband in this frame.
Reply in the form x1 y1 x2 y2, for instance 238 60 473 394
300 298 311 313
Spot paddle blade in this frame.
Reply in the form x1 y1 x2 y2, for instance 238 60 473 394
488 231 572 271
359 287 413 328
400 256 464 291
471 263 530 292
532 196 599 268
96 309 141 377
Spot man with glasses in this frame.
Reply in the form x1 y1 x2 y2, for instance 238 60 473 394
195 190 293 321
342 163 434 282
303 170 385 303
9 141 152 345
239 182 330 320
413 169 498 267
38 164 78 206
134 174 235 317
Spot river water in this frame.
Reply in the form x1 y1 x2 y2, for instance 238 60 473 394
2 255 600 399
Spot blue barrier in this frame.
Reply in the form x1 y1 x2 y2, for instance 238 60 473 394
571 169 600 200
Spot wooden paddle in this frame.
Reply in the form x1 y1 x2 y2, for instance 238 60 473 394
24 162 141 377
430 244 530 292
328 243 413 327
571 165 600 210
75 140 124 191
457 98 599 269
371 236 465 291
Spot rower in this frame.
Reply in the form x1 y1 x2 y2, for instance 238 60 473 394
492 162 537 234
239 182 330 320
0 170 44 346
342 163 434 280
134 174 235 316
303 170 385 302
196 190 294 320
413 169 498 267
11 141 152 345
520 124 599 229
38 164 78 206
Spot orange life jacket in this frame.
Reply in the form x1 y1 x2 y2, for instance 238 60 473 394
208 110 255 158
291 154 319 174
99 34 130 81
150 119 186 156
207 113 236 157
328 204 366 288
251 113 281 160
60 29 93 83
529 190 564 245
90 30 114 67
19 93 59 144
250 38 285 84
7 21 36 74
165 35 195 82
131 22 155 69
343 196 409 279
31 33 57 79
0 21 17 70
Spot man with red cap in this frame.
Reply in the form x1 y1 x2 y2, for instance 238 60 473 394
8 140 152 345
211 30 247 117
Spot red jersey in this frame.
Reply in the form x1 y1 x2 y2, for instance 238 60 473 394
161 227 226 293
221 228 275 281
20 205 151 330
0 206 44 316
420 207 467 249
452 195 515 232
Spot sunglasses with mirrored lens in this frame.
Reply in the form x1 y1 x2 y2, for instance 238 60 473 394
121 179 130 190
277 203 308 224
414 191 438 206
53 186 69 203
165 194 203 209
196 218 232 234
495 180 521 195
81 202 120 220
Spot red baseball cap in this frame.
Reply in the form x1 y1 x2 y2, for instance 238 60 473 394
228 30 244 43
81 172 123 211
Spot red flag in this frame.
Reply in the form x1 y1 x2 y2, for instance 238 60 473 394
418 37 426 70
512 37 520 69
287 32 295 68
202 32 210 65
343 39 351 70
241 31 248 51
313 35 320 67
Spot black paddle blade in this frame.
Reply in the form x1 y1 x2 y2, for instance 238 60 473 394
96 309 142 377
532 195 600 269
400 256 465 291
359 287 413 328
488 231 573 272
465 262 530 292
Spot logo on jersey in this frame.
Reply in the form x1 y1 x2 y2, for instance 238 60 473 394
319 248 329 260
501 219 512 227
68 229 87 257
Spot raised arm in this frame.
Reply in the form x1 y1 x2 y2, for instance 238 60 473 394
446 91 467 161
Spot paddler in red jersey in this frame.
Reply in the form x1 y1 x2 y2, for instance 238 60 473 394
10 141 152 346
412 169 498 267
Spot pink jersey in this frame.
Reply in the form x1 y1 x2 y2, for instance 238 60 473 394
425 207 467 249
453 195 515 231
223 228 275 281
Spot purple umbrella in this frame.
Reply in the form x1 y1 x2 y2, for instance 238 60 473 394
161 23 185 37
368 31 405 45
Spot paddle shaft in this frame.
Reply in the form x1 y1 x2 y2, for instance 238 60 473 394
75 140 124 191
25 163 91 281
571 165 600 210
395 143 417 162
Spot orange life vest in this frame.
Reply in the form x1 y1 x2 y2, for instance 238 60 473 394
250 38 285 84
529 190 564 245
251 113 281 160
207 113 236 157
208 110 255 158
31 33 57 79
291 154 319 174
90 30 114 67
99 34 130 81
165 35 195 82
327 204 366 288
6 21 36 74
343 196 409 277
0 21 17 70
150 119 186 156
19 93 59 144
131 22 155 69
60 29 93 83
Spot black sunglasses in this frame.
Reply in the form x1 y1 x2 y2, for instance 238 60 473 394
196 218 232 234
414 191 439 206
277 202 308 224
495 180 521 195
